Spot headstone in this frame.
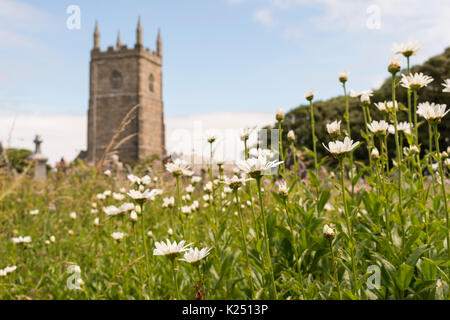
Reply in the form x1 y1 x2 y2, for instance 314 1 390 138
32 135 48 181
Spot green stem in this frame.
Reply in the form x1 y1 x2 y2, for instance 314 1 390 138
234 191 255 299
309 101 318 176
339 159 358 295
256 177 278 299
432 124 450 267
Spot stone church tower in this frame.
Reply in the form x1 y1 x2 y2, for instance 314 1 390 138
87 18 166 164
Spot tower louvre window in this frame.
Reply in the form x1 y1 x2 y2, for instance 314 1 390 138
149 73 154 92
111 70 123 90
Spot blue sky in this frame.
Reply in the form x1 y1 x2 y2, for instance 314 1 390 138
0 0 449 162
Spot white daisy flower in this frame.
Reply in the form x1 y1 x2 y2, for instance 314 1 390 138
113 192 125 201
181 206 192 214
323 224 336 240
236 156 283 178
400 72 433 90
180 247 212 265
153 239 191 259
111 232 125 241
367 120 389 135
0 266 17 277
165 158 194 177
417 102 449 121
191 176 202 184
162 196 175 208
287 130 296 142
29 209 39 215
277 181 289 198
392 39 421 57
326 120 341 135
12 236 31 244
127 174 151 186
69 212 77 219
323 137 360 156
104 169 112 176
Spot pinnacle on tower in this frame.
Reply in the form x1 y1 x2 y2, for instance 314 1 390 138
94 21 100 50
156 28 162 56
116 31 122 49
136 16 143 48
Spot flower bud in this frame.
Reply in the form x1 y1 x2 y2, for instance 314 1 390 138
338 71 349 83
323 224 336 240
287 130 296 142
276 107 285 121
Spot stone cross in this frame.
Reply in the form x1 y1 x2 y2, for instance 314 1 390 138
32 134 48 181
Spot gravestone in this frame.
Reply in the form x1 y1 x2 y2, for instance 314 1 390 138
32 135 48 181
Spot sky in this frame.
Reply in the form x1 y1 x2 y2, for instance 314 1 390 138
0 0 449 164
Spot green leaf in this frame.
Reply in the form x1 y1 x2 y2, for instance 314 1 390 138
395 263 415 291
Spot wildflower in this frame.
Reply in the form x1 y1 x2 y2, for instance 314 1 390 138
69 212 77 219
367 120 389 135
96 193 106 200
103 205 121 216
304 91 314 101
393 39 421 57
165 158 194 177
104 169 111 176
184 184 194 194
127 174 151 186
206 133 216 144
287 130 296 142
326 120 341 135
111 232 125 241
323 224 336 240
180 247 212 265
323 137 360 157
371 148 380 159
153 239 191 259
442 79 450 93
162 197 175 208
417 102 449 121
203 181 213 193
191 201 200 211
240 126 255 141
130 211 138 221
147 230 154 237
338 71 349 83
113 192 125 201
50 236 56 243
388 56 401 74
168 228 173 235
237 156 283 179
191 176 201 184
324 203 333 211
277 181 289 198
119 187 127 193
350 89 373 100
94 217 100 226
29 209 39 215
400 73 433 90
12 236 31 244
249 148 274 159
276 107 285 121
0 266 17 277
390 122 412 135
127 189 163 202
375 100 398 113
181 206 192 214
103 190 112 197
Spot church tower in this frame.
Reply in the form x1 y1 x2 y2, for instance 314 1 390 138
87 19 166 164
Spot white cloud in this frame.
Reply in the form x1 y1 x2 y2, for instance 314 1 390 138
253 8 276 26
0 110 274 166
282 27 303 40
226 0 245 5
0 0 51 49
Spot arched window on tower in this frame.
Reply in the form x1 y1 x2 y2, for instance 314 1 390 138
149 73 155 92
111 70 123 90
